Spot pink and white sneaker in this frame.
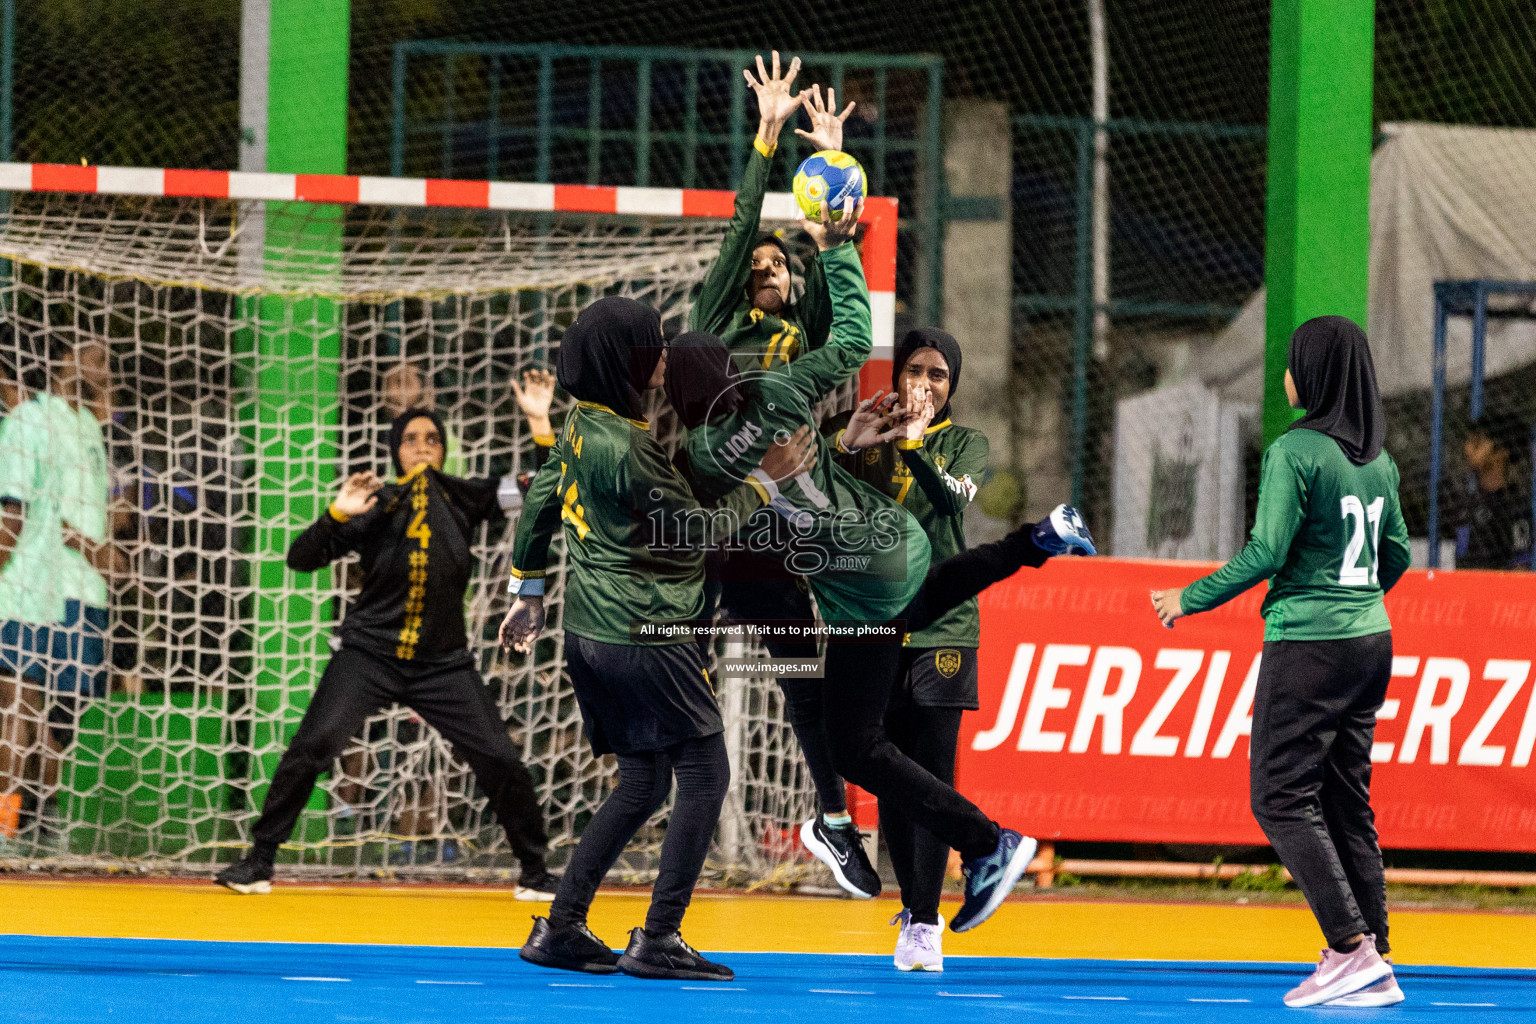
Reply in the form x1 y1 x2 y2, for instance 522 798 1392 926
1283 936 1393 1007
1325 970 1405 1007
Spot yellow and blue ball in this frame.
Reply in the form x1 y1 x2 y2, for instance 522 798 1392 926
792 150 867 221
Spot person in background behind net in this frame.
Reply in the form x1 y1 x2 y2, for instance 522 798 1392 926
0 337 120 849
688 50 879 898
1151 316 1411 1009
824 327 988 971
1453 411 1532 570
215 407 556 900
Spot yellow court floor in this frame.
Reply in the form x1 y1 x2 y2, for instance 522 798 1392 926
1 879 1533 969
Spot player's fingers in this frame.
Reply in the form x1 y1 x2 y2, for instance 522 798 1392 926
756 53 768 83
839 101 856 122
785 56 801 88
771 50 780 80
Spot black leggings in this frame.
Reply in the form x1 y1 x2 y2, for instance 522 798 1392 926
822 527 1048 862
550 733 730 935
881 700 962 925
251 646 549 874
1250 633 1392 954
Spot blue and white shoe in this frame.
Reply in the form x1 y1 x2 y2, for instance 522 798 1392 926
1032 504 1096 556
950 829 1038 933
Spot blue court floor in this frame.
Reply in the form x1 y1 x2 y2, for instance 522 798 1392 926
2 936 1532 1022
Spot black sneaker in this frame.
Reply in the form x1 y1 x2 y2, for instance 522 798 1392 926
616 927 734 981
514 869 558 903
951 828 1037 932
799 817 880 898
519 916 619 974
215 855 274 895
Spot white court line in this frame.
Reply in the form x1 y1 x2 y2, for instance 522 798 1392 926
1189 998 1251 1003
1064 995 1128 1001
415 980 483 986
1432 1003 1497 1008
810 989 876 995
282 977 350 982
937 992 1003 998
681 986 748 991
549 983 614 989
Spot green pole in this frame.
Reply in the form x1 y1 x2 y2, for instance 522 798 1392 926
1262 0 1374 446
242 0 350 851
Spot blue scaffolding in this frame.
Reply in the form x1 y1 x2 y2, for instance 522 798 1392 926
1426 279 1536 568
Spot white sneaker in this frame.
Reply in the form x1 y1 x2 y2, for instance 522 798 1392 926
1325 969 1404 1007
1283 936 1392 1007
891 909 944 972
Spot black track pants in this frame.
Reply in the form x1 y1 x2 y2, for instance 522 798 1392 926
1249 632 1392 954
250 646 549 875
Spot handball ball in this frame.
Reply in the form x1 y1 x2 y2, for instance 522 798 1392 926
793 150 867 221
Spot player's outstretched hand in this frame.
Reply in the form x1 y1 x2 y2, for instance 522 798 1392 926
904 384 935 442
1032 503 1096 556
334 472 383 517
1150 587 1185 629
746 51 805 143
841 390 905 450
795 83 855 152
759 424 819 482
500 596 546 654
801 196 861 252
511 367 556 421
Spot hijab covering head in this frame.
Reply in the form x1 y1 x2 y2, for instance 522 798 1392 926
893 327 963 423
664 331 745 430
1287 315 1385 466
556 296 666 420
388 407 448 476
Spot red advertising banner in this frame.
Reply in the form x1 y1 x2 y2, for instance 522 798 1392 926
957 558 1536 851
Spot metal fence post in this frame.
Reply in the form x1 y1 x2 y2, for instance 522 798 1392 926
1427 286 1448 568
1071 120 1094 509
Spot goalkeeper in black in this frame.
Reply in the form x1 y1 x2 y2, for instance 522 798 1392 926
689 50 880 897
214 408 555 899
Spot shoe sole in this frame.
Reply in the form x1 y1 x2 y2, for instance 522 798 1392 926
799 820 878 899
519 947 619 975
616 956 734 982
895 961 943 972
951 835 1037 933
1327 983 1405 1008
217 879 271 895
1283 961 1394 1007
514 888 556 902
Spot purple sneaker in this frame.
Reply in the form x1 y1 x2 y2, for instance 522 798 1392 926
1283 936 1393 1007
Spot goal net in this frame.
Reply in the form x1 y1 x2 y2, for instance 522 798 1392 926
0 168 895 888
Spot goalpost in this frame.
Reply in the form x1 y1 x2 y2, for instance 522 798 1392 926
0 161 897 884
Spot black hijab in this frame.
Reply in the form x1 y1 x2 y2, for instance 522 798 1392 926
664 331 745 430
893 327 963 423
1287 315 1385 466
556 296 666 421
388 407 448 477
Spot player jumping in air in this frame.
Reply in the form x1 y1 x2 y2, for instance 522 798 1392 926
665 203 1095 936
502 297 816 982
688 50 881 898
825 327 986 970
1151 316 1410 1008
215 408 556 901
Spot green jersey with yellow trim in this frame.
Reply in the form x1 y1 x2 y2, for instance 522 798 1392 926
689 138 831 376
1181 428 1412 640
834 419 989 647
511 401 765 645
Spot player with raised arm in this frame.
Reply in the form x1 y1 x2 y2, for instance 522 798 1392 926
826 327 987 970
503 297 816 983
214 408 556 901
689 51 878 897
664 200 1096 935
1151 316 1411 1009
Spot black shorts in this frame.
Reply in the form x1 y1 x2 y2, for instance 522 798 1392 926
564 634 723 756
897 646 979 710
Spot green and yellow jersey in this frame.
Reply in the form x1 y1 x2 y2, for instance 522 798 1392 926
511 402 765 646
689 138 831 374
1181 428 1412 640
833 419 989 648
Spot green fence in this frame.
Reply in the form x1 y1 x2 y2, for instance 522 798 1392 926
389 41 946 327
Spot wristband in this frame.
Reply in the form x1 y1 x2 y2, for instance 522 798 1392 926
746 468 782 506
896 438 924 450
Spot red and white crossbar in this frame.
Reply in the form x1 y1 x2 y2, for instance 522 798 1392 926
0 162 898 388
